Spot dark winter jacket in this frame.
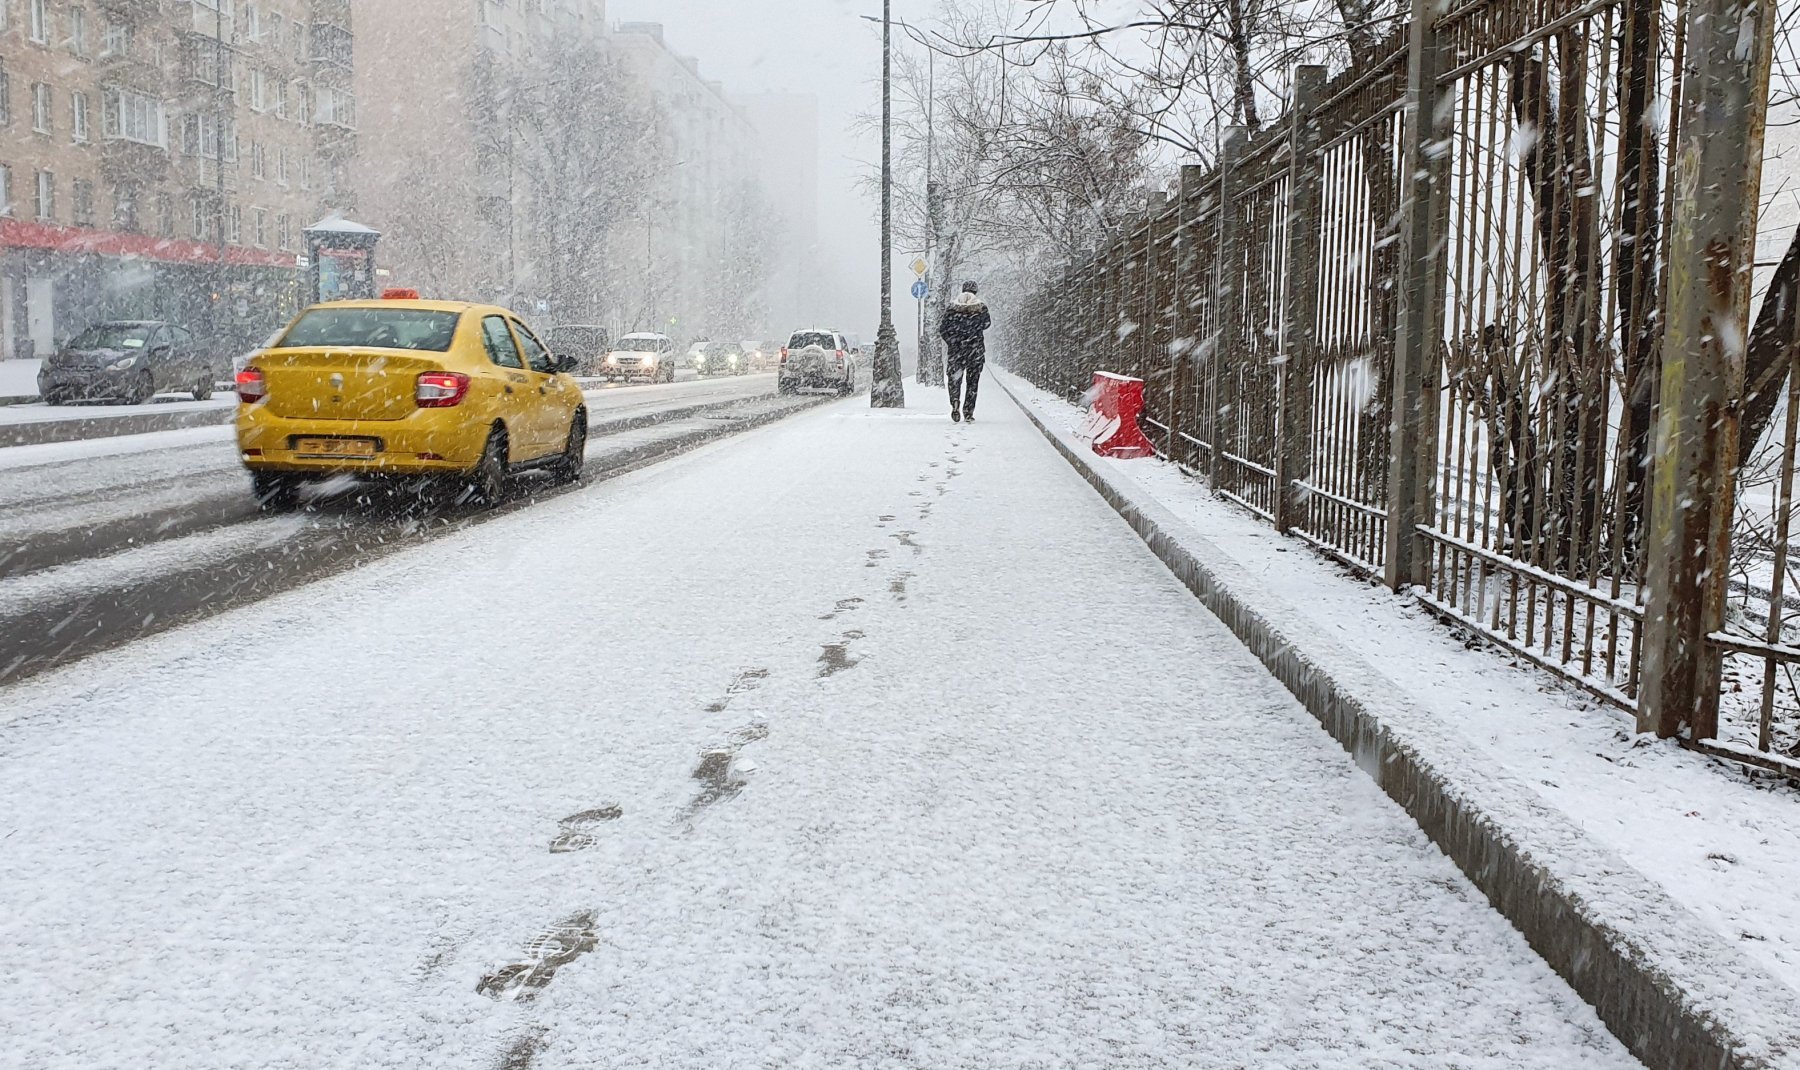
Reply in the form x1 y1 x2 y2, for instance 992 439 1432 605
938 293 992 364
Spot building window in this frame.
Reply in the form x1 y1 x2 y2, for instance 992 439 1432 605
29 0 48 44
156 193 173 237
300 155 311 190
180 113 233 159
313 86 355 130
274 78 288 120
72 179 93 226
250 140 264 178
112 182 139 231
102 21 128 58
249 67 267 112
102 88 166 147
35 170 54 221
71 91 88 142
33 83 52 132
276 146 289 185
253 207 267 247
277 212 290 250
0 166 12 217
0 63 10 125
69 7 87 57
190 195 207 239
227 203 240 243
295 81 310 124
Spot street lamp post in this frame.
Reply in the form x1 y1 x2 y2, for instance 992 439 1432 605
869 0 906 408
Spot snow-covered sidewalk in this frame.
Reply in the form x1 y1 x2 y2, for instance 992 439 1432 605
1001 368 1800 1064
0 384 1635 1067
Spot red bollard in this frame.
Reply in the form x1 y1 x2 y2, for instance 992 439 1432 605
1080 371 1157 459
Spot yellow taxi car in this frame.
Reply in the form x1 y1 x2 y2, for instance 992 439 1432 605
236 293 587 509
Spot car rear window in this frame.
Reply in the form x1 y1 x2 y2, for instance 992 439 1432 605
789 332 836 349
616 336 663 353
275 309 460 352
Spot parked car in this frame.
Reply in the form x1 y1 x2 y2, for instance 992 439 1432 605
693 340 747 377
236 294 587 510
602 333 677 383
39 320 222 405
778 329 858 397
545 325 612 376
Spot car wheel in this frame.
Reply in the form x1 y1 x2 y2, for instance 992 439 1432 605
193 373 215 401
129 370 155 405
469 427 509 506
552 411 587 485
42 389 63 407
252 472 301 512
778 377 795 396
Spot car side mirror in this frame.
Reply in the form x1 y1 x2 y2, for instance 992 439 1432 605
553 353 578 374
152 344 172 357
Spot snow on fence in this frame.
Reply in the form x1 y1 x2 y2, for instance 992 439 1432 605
1011 0 1799 777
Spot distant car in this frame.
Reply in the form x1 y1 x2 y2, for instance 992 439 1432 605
779 329 858 397
693 340 747 377
236 295 587 510
38 320 222 405
743 340 781 372
546 325 612 376
602 333 677 383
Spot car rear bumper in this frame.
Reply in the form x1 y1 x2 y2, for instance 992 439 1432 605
237 405 487 475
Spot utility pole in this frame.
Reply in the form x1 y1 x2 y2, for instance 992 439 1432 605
214 0 226 340
869 0 905 408
918 47 942 387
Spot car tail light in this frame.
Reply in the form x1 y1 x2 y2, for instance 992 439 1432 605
236 367 267 403
835 349 846 362
416 371 470 408
779 347 789 362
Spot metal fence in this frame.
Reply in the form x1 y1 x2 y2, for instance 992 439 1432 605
1011 0 1795 777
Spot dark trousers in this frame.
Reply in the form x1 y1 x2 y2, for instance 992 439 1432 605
948 355 985 416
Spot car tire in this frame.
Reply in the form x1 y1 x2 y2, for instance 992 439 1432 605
42 389 64 407
469 428 509 506
552 411 586 485
129 370 155 405
252 472 301 512
778 377 795 396
193 373 215 401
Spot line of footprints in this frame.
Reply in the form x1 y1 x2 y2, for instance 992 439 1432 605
476 437 973 1027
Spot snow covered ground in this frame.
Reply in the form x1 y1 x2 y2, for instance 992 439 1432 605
1000 369 1800 1005
0 358 40 399
0 383 1636 1067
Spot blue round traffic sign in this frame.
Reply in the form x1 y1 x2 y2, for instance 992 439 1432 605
911 279 929 300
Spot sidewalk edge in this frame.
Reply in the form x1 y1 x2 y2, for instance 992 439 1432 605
997 371 1800 1070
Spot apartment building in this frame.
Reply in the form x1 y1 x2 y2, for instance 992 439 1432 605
606 22 761 340
352 0 608 311
0 0 360 360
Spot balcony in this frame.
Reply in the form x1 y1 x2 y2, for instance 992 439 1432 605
309 22 353 73
312 0 351 29
100 137 172 181
95 0 163 23
97 51 170 94
185 155 241 194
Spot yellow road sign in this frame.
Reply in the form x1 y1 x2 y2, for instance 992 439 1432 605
910 258 928 276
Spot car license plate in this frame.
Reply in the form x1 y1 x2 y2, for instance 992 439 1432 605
296 437 377 457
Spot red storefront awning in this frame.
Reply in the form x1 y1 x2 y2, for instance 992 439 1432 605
0 218 299 269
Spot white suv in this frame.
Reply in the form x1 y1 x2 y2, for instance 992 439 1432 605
778 329 858 397
602 333 677 383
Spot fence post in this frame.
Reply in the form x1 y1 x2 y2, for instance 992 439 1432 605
1382 0 1454 591
1639 0 1775 739
1275 66 1328 535
1211 126 1250 490
1168 164 1207 469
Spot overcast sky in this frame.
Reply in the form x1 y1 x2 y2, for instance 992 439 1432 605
610 0 896 337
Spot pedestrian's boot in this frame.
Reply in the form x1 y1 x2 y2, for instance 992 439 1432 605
951 409 962 423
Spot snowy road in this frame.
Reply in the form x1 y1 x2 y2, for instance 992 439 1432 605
0 383 1638 1068
0 374 803 684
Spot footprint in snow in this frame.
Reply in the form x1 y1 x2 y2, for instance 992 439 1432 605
476 912 598 1001
549 805 623 853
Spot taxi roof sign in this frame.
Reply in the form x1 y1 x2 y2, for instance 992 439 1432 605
381 288 421 301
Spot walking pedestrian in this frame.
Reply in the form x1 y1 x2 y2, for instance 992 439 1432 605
938 281 991 423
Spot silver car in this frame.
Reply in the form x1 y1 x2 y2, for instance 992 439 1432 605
778 329 857 397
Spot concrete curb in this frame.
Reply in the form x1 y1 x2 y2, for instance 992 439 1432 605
0 395 36 407
997 371 1800 1070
